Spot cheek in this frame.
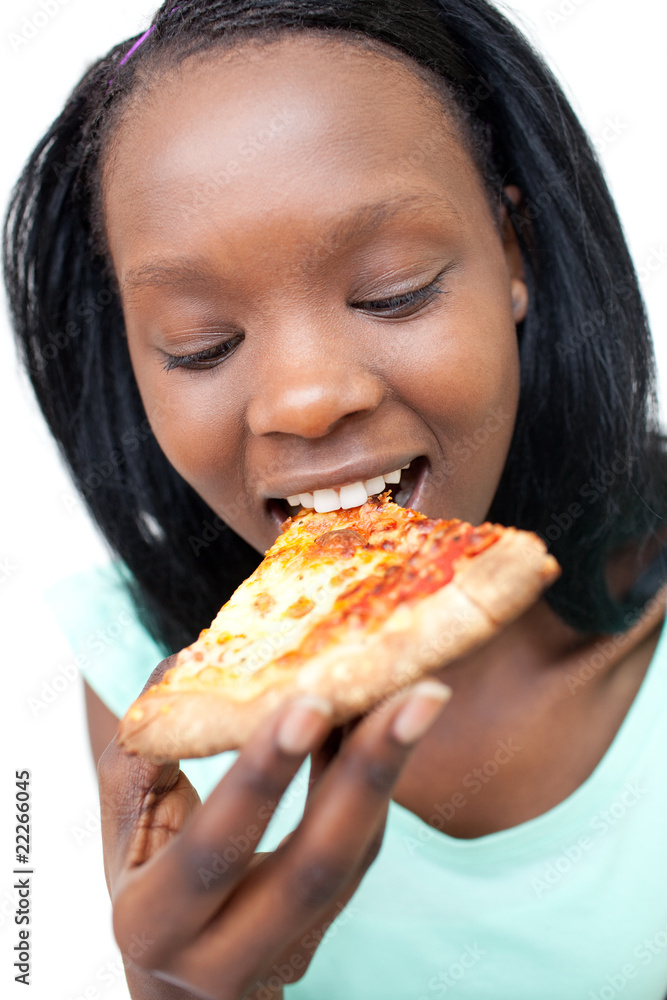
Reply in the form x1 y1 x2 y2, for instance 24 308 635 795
429 321 520 430
128 350 245 507
394 277 521 419
393 290 520 521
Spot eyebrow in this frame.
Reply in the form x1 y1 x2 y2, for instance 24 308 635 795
121 193 451 293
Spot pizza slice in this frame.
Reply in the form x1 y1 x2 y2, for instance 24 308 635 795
118 493 560 762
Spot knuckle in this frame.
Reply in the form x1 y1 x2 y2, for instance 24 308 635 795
290 859 348 909
339 747 401 798
361 757 399 796
240 760 286 804
181 841 242 894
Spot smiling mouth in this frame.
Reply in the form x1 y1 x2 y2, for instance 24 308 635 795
266 455 429 525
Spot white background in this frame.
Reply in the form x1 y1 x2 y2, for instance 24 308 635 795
0 2 664 999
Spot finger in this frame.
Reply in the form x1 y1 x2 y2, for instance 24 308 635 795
307 713 365 794
236 806 389 1000
284 680 452 895
112 692 334 965
98 657 188 884
166 681 450 995
307 724 344 792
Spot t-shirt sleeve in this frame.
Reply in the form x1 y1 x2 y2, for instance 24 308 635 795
43 562 165 719
44 562 309 845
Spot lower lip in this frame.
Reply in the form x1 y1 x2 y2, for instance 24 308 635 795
266 456 430 531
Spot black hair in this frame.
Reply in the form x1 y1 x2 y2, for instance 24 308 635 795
4 0 666 653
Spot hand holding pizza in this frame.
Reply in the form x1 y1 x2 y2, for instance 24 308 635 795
99 656 451 1000
118 497 560 763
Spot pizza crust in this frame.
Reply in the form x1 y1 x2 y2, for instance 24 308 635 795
453 529 560 623
118 529 559 762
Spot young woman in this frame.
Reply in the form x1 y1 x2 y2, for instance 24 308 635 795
5 1 667 997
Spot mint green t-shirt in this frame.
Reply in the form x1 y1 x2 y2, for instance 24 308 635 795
48 565 667 999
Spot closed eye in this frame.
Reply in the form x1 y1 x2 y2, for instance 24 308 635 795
161 335 244 372
160 269 449 372
352 272 449 317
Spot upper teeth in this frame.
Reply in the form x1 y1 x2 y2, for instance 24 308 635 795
286 464 410 513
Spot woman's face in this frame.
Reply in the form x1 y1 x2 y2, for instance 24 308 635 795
103 34 526 555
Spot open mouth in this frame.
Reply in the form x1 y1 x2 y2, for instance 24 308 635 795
388 455 427 508
266 455 429 526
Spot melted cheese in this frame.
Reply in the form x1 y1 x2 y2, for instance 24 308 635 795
156 494 495 694
165 539 400 688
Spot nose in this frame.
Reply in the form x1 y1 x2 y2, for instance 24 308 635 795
246 330 384 439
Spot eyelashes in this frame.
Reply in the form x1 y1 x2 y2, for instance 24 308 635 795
161 272 449 372
353 274 447 316
161 336 243 372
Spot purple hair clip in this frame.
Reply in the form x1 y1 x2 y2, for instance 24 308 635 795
118 25 157 68
108 6 181 87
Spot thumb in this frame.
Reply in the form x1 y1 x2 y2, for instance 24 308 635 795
98 655 197 893
98 739 192 895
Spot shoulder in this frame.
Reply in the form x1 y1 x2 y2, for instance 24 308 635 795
45 562 165 719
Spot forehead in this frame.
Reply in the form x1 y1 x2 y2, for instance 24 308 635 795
102 33 487 276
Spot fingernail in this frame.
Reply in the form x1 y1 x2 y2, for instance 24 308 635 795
391 681 452 745
277 695 333 755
